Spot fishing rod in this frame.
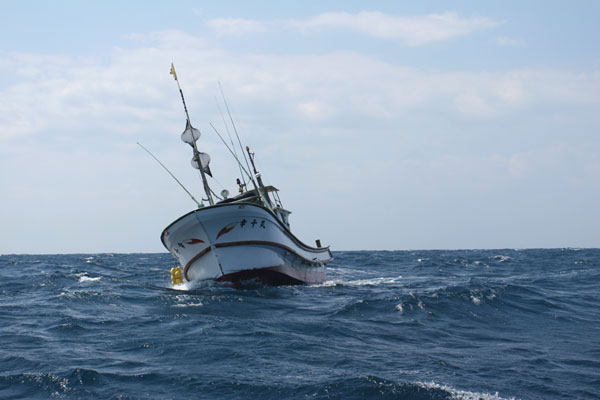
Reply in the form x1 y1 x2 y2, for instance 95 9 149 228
218 81 254 185
215 96 246 190
216 83 272 209
208 122 253 181
209 122 273 211
137 142 202 207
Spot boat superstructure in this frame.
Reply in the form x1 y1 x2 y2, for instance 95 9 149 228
155 64 332 285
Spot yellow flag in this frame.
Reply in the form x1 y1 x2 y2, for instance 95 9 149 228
170 63 178 81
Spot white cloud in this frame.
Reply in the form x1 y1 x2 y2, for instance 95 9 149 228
496 36 524 47
296 101 334 120
288 11 499 45
206 18 267 36
202 11 499 44
1 30 599 251
0 35 598 143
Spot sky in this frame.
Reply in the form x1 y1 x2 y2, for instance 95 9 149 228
1 1 599 254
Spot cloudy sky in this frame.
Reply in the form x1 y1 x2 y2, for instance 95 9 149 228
1 1 599 253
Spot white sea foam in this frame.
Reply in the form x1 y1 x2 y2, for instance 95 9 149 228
172 293 204 307
416 380 516 400
170 278 218 291
171 282 192 291
173 302 204 307
314 275 403 288
395 302 416 313
79 276 101 283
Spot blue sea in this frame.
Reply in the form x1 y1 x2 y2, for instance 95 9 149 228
1 249 598 399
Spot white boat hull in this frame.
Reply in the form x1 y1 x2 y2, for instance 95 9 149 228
161 203 333 285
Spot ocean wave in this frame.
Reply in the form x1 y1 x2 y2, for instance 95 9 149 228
195 375 514 400
2 250 597 400
0 372 514 399
79 275 102 283
0 372 70 398
415 380 515 400
313 275 404 288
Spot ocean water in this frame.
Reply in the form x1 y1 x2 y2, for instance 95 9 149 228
0 249 598 400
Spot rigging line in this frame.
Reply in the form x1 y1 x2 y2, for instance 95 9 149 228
194 169 223 192
218 81 253 183
137 142 202 207
207 172 226 192
215 96 246 188
208 122 253 181
209 187 223 201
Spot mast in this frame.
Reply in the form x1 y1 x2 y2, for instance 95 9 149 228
170 63 214 206
246 146 273 209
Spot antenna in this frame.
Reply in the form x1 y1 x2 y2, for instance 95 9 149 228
246 145 273 208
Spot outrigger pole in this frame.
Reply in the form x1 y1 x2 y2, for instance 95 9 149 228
170 63 214 206
137 142 202 208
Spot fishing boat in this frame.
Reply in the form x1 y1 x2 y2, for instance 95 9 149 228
156 64 333 285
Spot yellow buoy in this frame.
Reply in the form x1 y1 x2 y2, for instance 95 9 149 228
171 266 184 285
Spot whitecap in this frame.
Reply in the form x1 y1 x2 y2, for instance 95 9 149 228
79 276 101 283
310 279 343 288
310 275 403 288
347 276 403 287
173 302 204 307
170 278 217 291
171 282 192 291
416 380 515 400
